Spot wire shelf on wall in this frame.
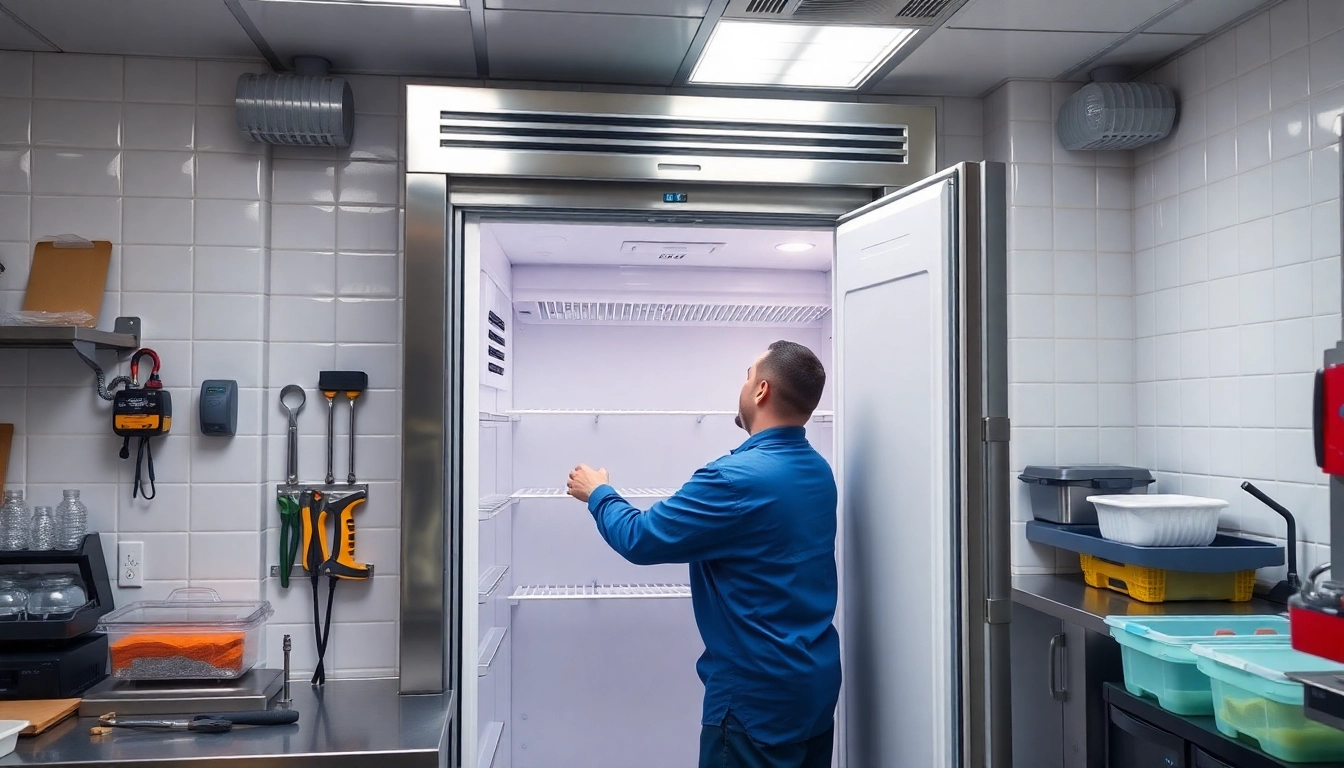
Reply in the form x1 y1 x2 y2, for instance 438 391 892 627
478 495 515 520
511 487 677 499
477 627 507 677
509 583 692 603
504 409 834 424
478 565 509 604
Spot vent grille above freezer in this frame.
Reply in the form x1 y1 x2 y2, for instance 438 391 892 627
514 301 830 327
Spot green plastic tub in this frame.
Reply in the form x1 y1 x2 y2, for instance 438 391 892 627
1192 644 1344 763
1105 615 1290 715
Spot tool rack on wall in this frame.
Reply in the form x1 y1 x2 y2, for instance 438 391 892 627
269 483 375 578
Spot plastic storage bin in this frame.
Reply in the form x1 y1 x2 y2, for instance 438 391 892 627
1192 644 1344 763
97 588 272 680
1081 554 1256 603
1104 615 1290 715
1017 465 1154 525
1089 494 1228 546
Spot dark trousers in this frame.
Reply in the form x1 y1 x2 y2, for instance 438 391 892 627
698 714 834 768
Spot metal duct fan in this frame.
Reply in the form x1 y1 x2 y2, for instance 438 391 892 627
235 56 355 148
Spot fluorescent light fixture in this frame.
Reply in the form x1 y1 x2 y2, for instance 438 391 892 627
690 20 917 89
775 242 816 252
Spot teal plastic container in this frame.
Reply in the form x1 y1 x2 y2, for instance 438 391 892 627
1192 644 1344 763
1105 615 1291 715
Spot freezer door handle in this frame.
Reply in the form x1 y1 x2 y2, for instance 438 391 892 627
1048 632 1067 702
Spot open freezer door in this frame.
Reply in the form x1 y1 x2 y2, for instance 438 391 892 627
833 163 1009 768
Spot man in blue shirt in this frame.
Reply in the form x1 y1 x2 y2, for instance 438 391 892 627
566 340 840 768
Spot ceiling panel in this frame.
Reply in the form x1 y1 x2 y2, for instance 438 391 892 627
1086 32 1201 73
1146 0 1268 34
2 0 258 58
0 7 56 51
239 0 477 76
871 28 1117 96
950 0 1177 33
484 10 698 85
484 0 711 17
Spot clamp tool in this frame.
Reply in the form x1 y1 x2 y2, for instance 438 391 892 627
302 488 369 686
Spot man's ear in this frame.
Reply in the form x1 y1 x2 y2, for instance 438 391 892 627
755 379 770 406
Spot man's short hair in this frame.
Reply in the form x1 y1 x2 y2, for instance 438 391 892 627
759 340 826 417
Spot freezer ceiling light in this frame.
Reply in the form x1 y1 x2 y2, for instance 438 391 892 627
775 242 815 252
260 0 462 6
689 21 917 90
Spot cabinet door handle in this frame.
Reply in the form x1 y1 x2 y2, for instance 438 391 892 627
1048 632 1067 702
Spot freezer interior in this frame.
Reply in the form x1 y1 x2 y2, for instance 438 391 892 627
471 220 836 768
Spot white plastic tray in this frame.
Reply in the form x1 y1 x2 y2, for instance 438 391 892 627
0 720 27 758
1088 494 1227 547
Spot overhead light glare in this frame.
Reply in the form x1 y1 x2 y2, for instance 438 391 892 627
775 242 816 253
260 0 463 6
689 20 916 90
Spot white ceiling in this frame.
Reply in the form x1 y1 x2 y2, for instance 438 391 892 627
0 0 1277 97
486 222 835 271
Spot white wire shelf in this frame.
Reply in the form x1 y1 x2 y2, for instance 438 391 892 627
477 565 509 604
477 721 504 768
511 487 677 499
509 583 692 603
477 627 507 677
478 411 514 425
478 495 515 520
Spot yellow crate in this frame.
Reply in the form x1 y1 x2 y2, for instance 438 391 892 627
1080 554 1256 604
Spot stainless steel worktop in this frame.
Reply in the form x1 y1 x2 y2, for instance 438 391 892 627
0 678 453 768
1013 573 1287 635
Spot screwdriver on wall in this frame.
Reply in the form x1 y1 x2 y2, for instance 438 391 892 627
318 371 368 486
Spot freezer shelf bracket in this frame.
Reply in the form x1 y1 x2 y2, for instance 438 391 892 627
478 565 509 604
509 583 692 604
477 721 504 768
477 627 507 677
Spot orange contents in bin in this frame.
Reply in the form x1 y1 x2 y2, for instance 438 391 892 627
110 632 246 674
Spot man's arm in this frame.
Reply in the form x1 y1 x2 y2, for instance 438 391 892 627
586 466 745 566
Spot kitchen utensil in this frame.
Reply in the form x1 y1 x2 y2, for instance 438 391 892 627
279 385 305 485
1240 481 1301 602
1018 465 1154 524
91 708 299 735
1088 494 1227 546
0 700 79 735
0 720 25 758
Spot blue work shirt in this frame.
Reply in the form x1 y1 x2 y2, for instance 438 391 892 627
586 425 841 746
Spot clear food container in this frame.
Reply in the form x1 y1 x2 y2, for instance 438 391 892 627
97 588 273 680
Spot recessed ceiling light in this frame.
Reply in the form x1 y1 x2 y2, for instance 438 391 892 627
689 20 917 90
260 0 462 6
776 242 816 253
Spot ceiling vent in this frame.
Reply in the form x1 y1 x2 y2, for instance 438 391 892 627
515 301 830 327
621 242 725 261
725 0 952 24
407 86 937 187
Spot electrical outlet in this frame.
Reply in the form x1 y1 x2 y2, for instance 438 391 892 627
118 541 144 587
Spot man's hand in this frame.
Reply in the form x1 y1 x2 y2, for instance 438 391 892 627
567 464 610 503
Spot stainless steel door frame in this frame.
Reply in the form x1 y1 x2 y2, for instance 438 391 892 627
401 176 883 767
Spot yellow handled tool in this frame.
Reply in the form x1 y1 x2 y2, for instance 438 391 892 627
300 490 328 577
323 489 369 581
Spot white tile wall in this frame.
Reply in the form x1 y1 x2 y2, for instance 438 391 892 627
986 80 1137 574
1134 0 1342 583
0 52 404 680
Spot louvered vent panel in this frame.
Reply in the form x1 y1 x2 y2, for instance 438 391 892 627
439 111 908 165
896 0 954 19
521 301 830 327
792 0 899 20
744 0 789 12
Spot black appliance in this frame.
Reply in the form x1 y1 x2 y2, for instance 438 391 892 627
0 533 114 699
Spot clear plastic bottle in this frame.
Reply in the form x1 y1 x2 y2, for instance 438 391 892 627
0 490 30 551
29 506 55 551
55 490 88 551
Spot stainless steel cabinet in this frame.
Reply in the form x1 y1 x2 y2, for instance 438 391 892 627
1011 603 1123 768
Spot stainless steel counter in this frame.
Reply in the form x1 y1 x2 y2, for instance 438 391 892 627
0 678 453 768
1013 573 1286 634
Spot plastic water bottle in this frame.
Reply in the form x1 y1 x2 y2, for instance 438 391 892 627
0 490 30 551
29 506 55 551
55 490 88 551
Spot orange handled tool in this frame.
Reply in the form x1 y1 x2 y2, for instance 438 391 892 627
322 489 369 581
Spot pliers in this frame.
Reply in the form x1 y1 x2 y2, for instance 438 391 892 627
277 492 304 588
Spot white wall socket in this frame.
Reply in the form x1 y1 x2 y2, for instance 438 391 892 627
118 541 144 587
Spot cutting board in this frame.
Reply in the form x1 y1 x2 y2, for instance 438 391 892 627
21 240 113 327
0 423 12 497
0 699 80 735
